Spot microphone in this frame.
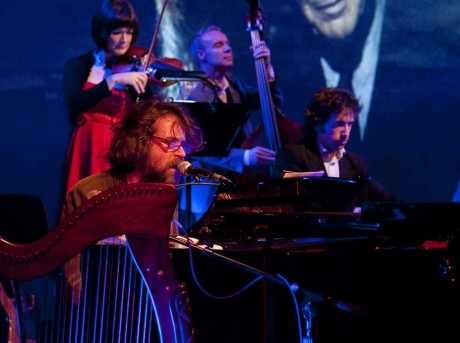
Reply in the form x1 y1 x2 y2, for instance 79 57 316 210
177 161 233 184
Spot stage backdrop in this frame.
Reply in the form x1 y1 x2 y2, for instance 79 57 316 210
0 0 459 226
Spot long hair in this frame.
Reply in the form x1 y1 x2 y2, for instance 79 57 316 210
107 97 203 172
91 0 140 50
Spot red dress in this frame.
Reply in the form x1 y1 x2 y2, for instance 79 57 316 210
64 82 133 192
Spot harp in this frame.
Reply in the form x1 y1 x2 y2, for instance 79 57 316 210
0 183 194 342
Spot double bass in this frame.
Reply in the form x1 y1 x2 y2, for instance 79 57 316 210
239 0 304 182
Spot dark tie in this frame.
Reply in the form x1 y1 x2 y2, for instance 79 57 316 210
225 88 233 104
338 70 354 95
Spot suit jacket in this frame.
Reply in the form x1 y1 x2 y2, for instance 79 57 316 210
274 138 398 208
60 169 126 219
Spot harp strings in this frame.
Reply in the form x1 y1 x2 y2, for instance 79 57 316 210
39 237 158 342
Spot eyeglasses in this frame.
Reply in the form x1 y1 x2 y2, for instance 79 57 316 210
152 136 191 152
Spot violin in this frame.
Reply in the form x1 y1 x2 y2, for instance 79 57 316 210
112 46 184 88
112 0 183 88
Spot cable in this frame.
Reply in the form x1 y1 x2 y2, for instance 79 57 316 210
276 273 304 343
172 219 263 300
172 220 315 342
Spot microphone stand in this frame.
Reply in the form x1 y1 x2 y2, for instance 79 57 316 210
201 78 220 114
169 235 367 341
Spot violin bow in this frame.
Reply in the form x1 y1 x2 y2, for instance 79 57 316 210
142 0 169 72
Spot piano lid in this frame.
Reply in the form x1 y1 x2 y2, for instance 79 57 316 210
360 201 460 239
214 176 369 213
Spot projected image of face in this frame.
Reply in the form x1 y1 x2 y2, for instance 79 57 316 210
299 0 365 38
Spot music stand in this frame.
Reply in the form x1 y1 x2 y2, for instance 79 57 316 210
251 177 370 213
291 177 369 212
177 101 250 157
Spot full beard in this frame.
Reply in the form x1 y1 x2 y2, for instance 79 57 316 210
143 169 175 183
141 156 182 184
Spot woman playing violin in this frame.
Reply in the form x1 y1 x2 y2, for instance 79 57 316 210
62 0 154 193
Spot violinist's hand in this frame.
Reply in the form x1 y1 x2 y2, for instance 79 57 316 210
107 71 148 94
246 146 277 166
251 41 276 81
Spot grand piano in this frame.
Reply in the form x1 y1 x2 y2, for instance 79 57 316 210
1 179 459 342
175 177 460 343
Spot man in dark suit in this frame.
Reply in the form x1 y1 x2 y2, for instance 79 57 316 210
274 87 397 208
